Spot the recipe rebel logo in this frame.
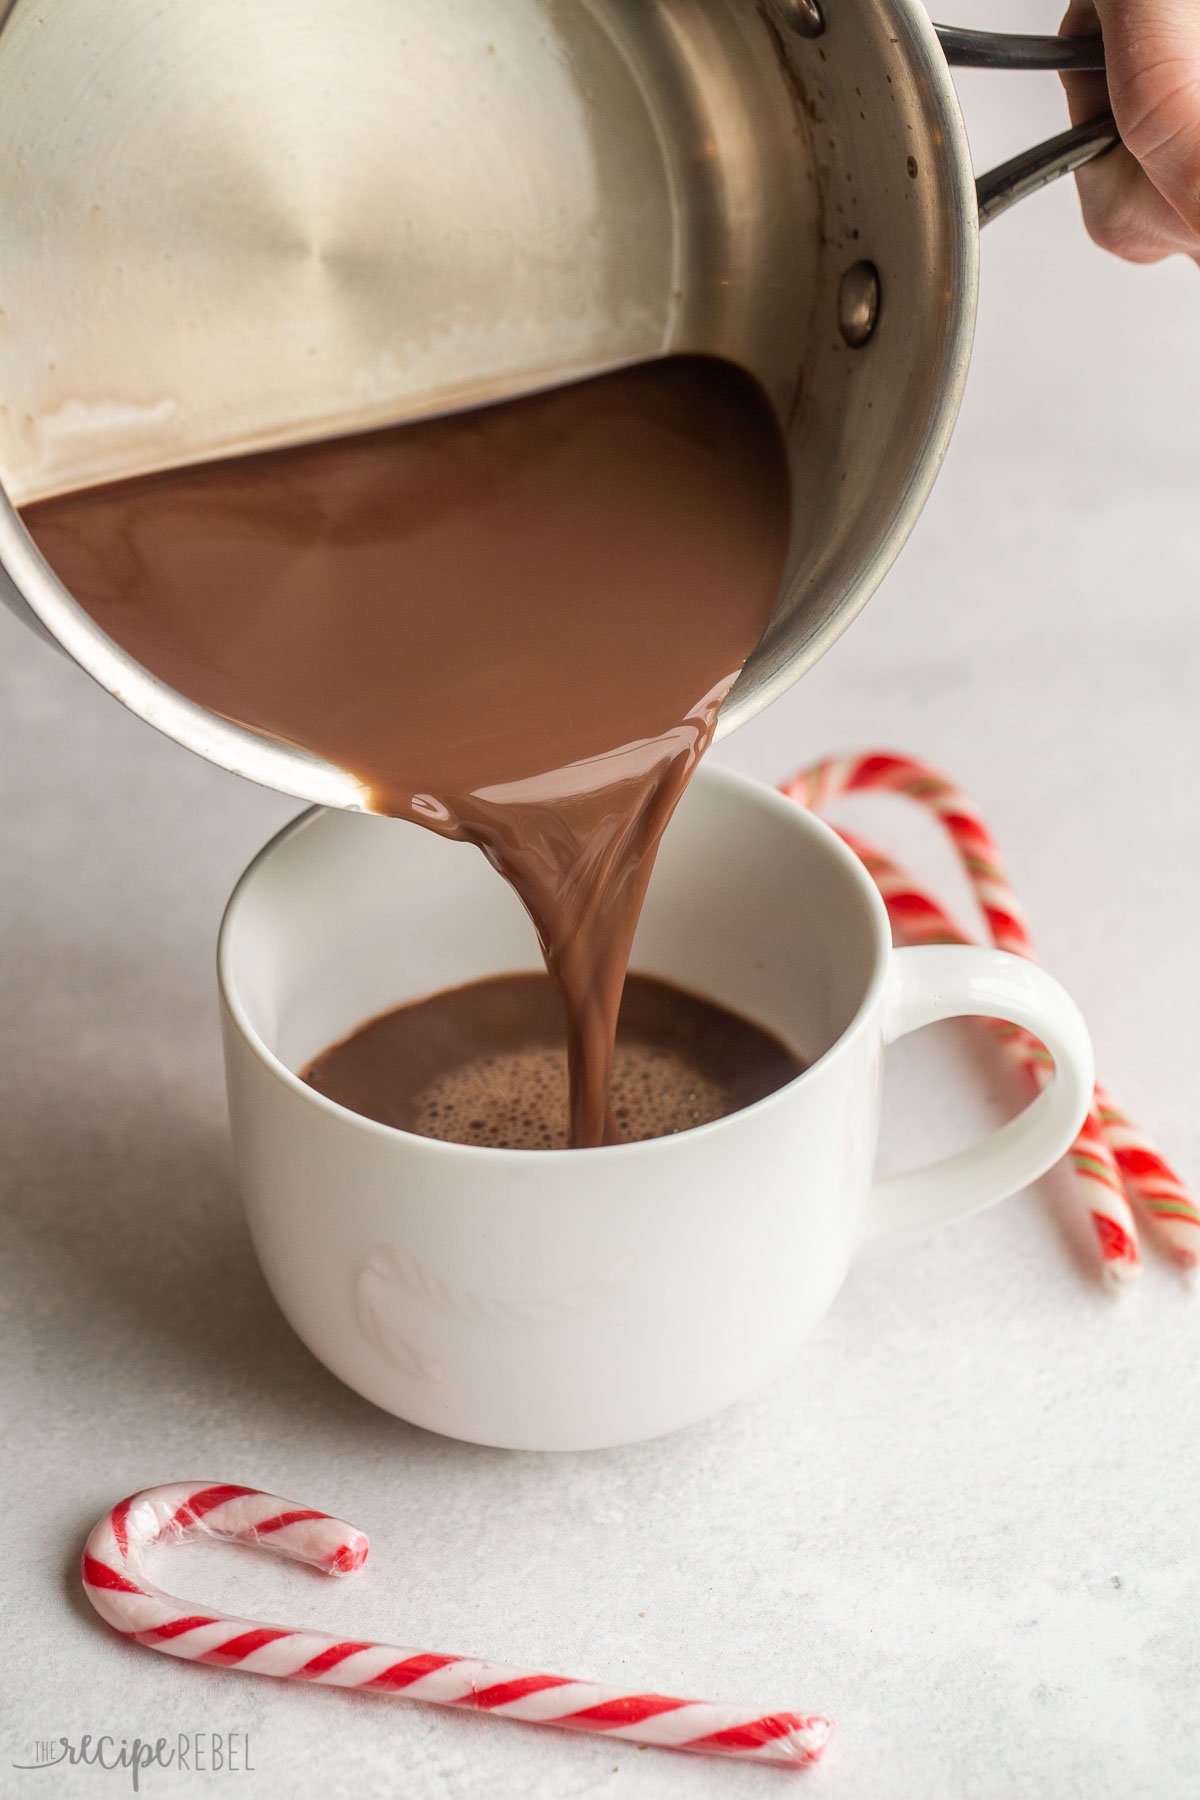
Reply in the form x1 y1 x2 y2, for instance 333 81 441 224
12 1733 255 1788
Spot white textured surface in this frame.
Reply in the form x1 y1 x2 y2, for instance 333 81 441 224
2 8 1199 1794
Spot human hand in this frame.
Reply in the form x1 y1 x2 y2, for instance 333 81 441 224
1061 0 1200 263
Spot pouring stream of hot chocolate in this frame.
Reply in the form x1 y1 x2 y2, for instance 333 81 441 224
23 356 791 1145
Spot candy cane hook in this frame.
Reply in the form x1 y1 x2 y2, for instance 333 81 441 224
82 1484 831 1770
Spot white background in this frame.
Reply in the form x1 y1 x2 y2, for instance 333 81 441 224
2 3 1198 1795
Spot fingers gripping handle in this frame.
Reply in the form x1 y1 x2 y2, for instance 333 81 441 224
863 947 1094 1249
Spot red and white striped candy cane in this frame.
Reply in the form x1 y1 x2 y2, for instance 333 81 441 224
1093 1085 1200 1268
82 1484 831 1770
781 750 1198 1275
783 751 1038 959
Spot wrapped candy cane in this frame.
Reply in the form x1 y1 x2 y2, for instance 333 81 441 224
782 751 1198 1275
82 1484 831 1770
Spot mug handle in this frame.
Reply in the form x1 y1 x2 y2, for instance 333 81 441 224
862 946 1094 1249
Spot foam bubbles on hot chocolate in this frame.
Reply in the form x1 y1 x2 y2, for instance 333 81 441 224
410 1041 731 1150
301 972 805 1150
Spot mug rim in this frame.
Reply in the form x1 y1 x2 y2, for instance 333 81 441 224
217 763 893 1164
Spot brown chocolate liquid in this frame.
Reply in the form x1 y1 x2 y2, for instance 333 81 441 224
23 356 790 1146
302 971 804 1150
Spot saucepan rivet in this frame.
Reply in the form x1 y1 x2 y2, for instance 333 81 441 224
837 261 880 348
778 0 825 39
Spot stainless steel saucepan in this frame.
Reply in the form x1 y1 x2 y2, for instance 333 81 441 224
0 0 1115 808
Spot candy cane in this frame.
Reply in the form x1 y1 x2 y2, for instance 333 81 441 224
1093 1085 1200 1269
782 751 1198 1273
783 751 1036 956
82 1484 831 1770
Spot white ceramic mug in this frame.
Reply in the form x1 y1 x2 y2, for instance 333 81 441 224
218 765 1093 1451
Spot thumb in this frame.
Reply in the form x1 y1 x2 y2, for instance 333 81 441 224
1092 0 1200 233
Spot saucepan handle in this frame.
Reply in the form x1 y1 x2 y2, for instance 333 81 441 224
933 23 1121 225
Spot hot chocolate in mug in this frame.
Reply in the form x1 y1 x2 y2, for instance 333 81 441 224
219 764 1093 1451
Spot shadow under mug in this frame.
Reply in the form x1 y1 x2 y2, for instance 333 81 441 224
218 765 1094 1451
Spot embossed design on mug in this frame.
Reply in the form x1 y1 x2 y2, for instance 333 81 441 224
357 1243 636 1337
356 1255 446 1383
